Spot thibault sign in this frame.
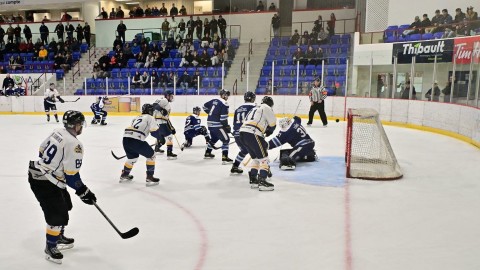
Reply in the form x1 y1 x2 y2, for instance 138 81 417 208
393 39 454 63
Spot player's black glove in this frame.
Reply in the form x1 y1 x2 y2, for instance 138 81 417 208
170 127 176 135
75 185 97 205
293 116 301 122
159 107 168 116
265 125 275 137
58 97 65 103
223 125 232 134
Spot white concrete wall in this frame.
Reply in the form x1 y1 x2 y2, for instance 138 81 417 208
291 8 357 35
1 95 479 146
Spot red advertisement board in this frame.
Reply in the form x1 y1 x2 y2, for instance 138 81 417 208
453 36 480 64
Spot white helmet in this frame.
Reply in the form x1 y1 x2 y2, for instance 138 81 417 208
279 117 292 131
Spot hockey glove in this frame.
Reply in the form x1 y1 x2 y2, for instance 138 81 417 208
265 125 276 137
58 96 65 103
75 185 97 205
223 125 232 134
170 127 176 135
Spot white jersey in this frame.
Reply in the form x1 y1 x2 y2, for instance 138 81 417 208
239 104 277 136
32 128 84 189
153 97 171 125
124 114 158 141
44 88 60 104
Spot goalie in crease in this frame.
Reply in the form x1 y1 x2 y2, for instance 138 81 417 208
268 116 317 170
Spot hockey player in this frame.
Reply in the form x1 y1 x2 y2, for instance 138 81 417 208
268 116 316 170
28 110 97 264
120 103 161 186
90 96 111 125
152 90 178 159
203 89 233 164
182 106 211 149
44 83 65 122
239 96 277 191
13 81 25 96
230 91 257 174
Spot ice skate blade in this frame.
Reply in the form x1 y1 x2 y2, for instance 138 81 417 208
45 255 62 264
146 181 159 187
259 186 274 191
119 178 133 183
222 161 233 165
250 184 259 189
57 243 74 250
204 157 214 159
280 166 296 171
167 156 177 160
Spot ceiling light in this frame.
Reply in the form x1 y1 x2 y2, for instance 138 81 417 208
125 2 140 4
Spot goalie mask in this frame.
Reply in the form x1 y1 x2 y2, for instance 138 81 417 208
279 117 292 131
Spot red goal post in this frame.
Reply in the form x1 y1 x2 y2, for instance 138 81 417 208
346 108 403 180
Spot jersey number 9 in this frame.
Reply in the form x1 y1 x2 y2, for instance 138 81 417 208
43 142 58 164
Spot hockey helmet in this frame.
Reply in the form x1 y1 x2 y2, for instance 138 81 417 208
219 89 230 100
164 90 174 102
49 83 55 89
193 106 201 115
279 117 292 131
142 103 154 115
244 91 256 103
261 96 274 107
63 110 86 133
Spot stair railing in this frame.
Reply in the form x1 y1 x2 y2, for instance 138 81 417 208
240 57 246 82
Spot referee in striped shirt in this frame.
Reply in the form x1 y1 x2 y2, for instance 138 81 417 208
307 77 328 127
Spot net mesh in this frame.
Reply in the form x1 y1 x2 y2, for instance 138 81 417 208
346 108 403 180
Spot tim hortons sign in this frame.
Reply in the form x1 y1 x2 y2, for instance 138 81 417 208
454 36 480 64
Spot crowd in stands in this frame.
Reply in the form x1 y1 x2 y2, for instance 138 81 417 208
98 3 188 19
385 6 480 42
0 11 74 24
0 73 25 96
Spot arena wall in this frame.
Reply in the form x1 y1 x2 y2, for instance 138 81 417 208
1 95 478 147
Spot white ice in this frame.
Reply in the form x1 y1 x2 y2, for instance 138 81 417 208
0 115 479 270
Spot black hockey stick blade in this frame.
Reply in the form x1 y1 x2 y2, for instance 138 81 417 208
121 227 139 239
111 150 126 160
64 97 81 102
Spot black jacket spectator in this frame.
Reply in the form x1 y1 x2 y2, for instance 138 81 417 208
454 8 466 23
23 25 32 42
54 23 64 40
2 75 15 90
160 4 168 16
116 7 125 18
170 4 179 16
135 7 144 17
117 21 127 43
113 37 123 50
180 6 187 15
99 8 108 19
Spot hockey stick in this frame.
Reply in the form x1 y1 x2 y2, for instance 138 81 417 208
63 97 81 103
111 144 156 160
173 134 183 151
208 140 236 150
93 202 139 239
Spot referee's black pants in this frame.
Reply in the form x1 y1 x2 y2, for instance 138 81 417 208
308 101 328 125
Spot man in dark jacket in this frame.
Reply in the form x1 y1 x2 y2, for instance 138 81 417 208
40 22 49 45
218 15 227 39
23 25 32 42
117 20 127 43
84 22 91 47
54 22 64 41
170 3 178 16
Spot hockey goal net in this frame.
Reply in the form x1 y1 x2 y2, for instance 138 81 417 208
346 108 403 180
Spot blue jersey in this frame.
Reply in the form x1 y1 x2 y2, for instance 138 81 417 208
203 98 229 128
268 117 314 149
90 97 106 112
233 103 256 136
184 114 202 137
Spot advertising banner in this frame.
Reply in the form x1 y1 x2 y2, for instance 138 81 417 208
453 36 480 64
392 39 454 63
104 97 141 113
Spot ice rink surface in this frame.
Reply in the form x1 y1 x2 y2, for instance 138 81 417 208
1 114 479 270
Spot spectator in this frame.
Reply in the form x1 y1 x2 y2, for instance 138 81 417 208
9 55 23 70
18 39 28 52
131 71 142 88
116 52 127 68
441 9 453 25
54 53 65 70
211 49 221 66
178 18 186 38
159 72 168 88
313 15 324 32
151 70 159 87
191 50 200 66
65 22 74 42
211 33 220 49
180 5 187 16
268 3 277 11
54 22 64 41
442 79 454 102
0 25 4 44
431 9 444 33
116 6 125 18
316 28 329 44
315 47 324 65
400 80 416 99
109 54 117 67
170 16 178 37
158 42 169 58
5 39 17 53
184 33 193 44
187 16 195 37
196 16 203 40
3 83 14 96
166 33 176 50
92 63 102 79
23 25 32 42
161 18 170 41
144 52 155 68
175 34 183 49
420 14 432 33
402 16 422 36
177 70 191 89
266 79 277 95
152 6 160 16
84 22 91 47
256 1 265 11
191 70 201 87
200 50 210 67
135 52 146 68
454 8 466 23
327 13 336 36
203 18 211 38
135 6 144 17
160 3 168 16
210 16 218 37
63 53 73 71
26 39 34 52
271 13 281 37
38 46 48 61
61 11 72 21
145 5 152 17
76 24 84 43
14 24 21 44
13 82 25 96
466 6 479 34
201 33 211 48
442 27 456 38
140 71 150 88
425 81 440 101
456 18 470 35
225 39 235 60
218 15 227 39
305 46 316 66
113 36 123 49
26 12 34 22
109 8 116 19
42 15 50 22
153 52 163 68
300 30 311 45
292 47 304 64
6 24 14 43
117 20 127 43
129 8 135 18
98 52 110 67
170 3 179 16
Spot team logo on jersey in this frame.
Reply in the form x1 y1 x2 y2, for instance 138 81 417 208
74 144 83 153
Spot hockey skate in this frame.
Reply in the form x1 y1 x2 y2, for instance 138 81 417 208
146 175 160 186
180 141 191 151
258 176 274 191
100 120 107 126
47 115 50 122
167 151 177 160
119 171 134 183
91 119 98 125
204 152 215 159
55 115 59 123
222 156 233 165
230 165 243 174
154 144 165 154
249 172 259 189
45 245 63 264
57 234 74 250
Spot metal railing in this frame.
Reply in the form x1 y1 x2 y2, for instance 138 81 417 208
88 45 96 64
71 60 80 83
248 38 253 61
240 57 246 82
233 78 238 95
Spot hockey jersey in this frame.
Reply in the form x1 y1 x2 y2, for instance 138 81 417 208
268 117 314 149
44 88 60 104
239 104 276 137
203 98 229 128
90 97 107 112
184 114 202 136
124 114 159 141
232 102 256 136
153 97 171 125
31 128 85 189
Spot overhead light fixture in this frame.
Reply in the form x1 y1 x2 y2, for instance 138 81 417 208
115 0 130 2
125 2 140 4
